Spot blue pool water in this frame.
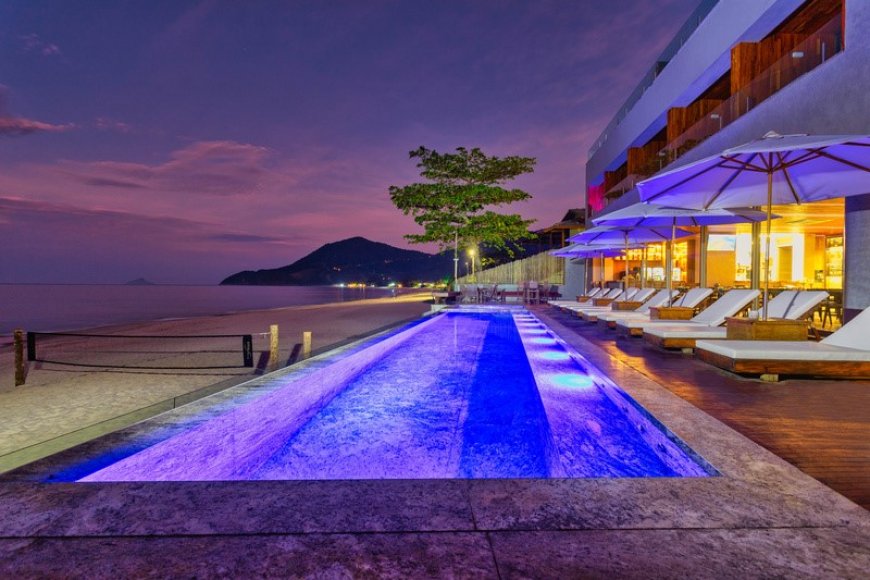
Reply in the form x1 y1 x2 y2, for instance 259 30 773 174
72 308 713 481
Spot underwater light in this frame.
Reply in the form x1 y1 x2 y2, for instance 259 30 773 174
549 373 596 389
530 337 557 345
536 351 571 361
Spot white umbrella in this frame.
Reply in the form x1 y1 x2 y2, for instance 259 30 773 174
550 242 638 291
591 203 774 303
638 132 870 318
568 226 693 290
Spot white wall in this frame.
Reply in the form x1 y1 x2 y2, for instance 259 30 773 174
586 0 803 182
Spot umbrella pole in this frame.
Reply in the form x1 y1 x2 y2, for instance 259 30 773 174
763 171 773 320
641 246 647 289
667 223 675 305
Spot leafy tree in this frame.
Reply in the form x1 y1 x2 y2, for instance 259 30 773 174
389 146 536 282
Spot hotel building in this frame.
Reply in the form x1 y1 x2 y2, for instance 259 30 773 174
584 0 869 322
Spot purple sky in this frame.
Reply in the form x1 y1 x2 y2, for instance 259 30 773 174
0 0 699 284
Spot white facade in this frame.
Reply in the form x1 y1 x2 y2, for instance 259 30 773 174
585 0 870 318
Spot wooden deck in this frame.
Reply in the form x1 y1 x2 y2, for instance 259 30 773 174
538 306 870 511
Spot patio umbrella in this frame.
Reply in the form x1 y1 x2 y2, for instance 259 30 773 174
637 132 870 318
591 203 774 304
568 226 693 290
550 243 637 291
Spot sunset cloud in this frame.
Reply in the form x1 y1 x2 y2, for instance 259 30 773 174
57 140 272 196
0 85 74 136
19 33 62 57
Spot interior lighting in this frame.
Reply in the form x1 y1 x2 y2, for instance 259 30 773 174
791 51 805 58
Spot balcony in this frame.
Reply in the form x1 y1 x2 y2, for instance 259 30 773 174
661 15 843 164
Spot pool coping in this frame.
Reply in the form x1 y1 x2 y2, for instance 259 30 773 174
1 306 868 575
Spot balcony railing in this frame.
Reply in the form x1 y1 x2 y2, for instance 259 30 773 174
588 0 721 160
662 15 843 163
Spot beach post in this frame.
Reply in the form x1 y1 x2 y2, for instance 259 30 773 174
269 325 279 368
302 331 312 359
13 329 26 386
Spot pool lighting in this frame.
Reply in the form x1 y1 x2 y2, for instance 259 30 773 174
530 337 557 345
521 328 548 334
549 373 596 389
537 351 571 361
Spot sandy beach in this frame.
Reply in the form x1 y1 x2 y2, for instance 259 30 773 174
0 292 432 466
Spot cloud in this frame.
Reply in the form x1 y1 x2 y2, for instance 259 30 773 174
94 117 133 134
0 85 74 136
19 33 62 57
0 117 74 136
0 196 306 283
58 140 272 195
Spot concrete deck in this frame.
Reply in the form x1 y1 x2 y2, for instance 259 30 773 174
1 306 868 577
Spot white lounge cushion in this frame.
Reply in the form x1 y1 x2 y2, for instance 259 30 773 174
672 288 713 308
600 290 679 320
821 305 870 349
764 290 828 319
695 340 870 361
644 325 728 340
690 289 759 326
617 289 758 331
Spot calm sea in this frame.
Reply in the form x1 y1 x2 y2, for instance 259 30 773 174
1 284 408 337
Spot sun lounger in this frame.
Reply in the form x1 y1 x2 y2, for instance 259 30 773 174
576 288 656 322
595 289 681 328
695 306 870 381
642 291 829 350
609 288 713 333
550 288 604 309
617 289 759 337
563 288 627 316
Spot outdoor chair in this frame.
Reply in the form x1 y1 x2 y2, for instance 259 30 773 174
695 305 870 381
616 289 759 337
603 288 713 331
643 290 829 350
596 289 682 328
575 288 657 322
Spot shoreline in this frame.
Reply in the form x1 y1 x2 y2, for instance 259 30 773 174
0 293 434 462
0 290 432 347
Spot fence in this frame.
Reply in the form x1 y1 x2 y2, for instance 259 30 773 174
458 251 565 285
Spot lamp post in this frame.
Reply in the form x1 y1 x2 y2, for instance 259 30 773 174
467 248 476 281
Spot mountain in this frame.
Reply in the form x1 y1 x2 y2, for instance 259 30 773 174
220 237 454 286
125 277 155 285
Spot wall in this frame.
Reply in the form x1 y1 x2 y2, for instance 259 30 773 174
662 0 870 317
586 0 803 182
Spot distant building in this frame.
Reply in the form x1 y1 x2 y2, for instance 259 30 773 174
585 0 869 321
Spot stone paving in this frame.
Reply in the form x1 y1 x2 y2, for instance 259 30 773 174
1 305 869 577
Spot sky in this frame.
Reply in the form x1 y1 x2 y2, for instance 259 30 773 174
0 0 699 284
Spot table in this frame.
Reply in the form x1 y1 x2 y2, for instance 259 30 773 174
649 306 695 320
725 317 808 341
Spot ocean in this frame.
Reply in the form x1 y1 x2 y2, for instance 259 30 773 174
1 284 410 338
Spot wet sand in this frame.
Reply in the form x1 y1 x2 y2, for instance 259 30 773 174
0 293 432 462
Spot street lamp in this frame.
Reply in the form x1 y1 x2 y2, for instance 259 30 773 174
467 248 476 280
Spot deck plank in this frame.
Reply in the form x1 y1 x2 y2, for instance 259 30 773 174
538 306 870 511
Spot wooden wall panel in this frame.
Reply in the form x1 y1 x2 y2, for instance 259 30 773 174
730 33 805 93
666 99 723 144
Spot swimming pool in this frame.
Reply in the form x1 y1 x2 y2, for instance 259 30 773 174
65 308 714 481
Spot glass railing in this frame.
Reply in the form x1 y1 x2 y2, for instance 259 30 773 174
588 0 721 160
662 15 843 163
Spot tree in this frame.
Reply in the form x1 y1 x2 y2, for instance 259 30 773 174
389 146 536 283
